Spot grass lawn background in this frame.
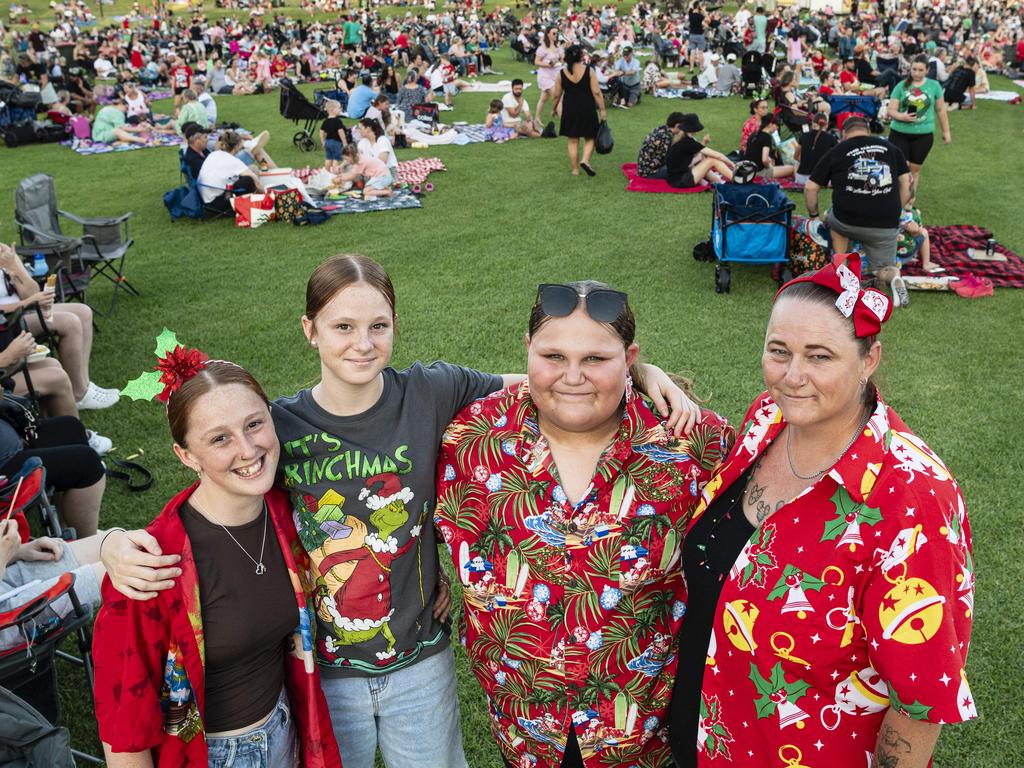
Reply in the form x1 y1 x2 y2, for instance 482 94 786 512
1 31 1022 765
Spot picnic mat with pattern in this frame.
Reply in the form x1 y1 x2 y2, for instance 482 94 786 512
61 128 242 155
396 157 446 186
655 87 729 99
900 225 1024 288
317 188 422 216
621 163 803 194
453 123 489 143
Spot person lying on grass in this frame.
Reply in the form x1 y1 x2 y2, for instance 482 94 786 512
336 143 394 198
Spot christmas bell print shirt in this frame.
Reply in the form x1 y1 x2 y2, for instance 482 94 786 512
683 392 976 766
436 381 734 768
273 362 502 677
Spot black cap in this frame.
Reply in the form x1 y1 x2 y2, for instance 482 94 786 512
182 121 210 139
680 113 705 133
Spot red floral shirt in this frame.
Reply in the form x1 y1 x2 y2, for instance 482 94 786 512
685 393 975 766
436 382 733 768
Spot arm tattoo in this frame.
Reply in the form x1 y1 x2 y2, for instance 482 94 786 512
874 723 912 768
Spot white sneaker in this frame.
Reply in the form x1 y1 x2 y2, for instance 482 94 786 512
77 382 120 410
90 381 121 397
86 430 113 456
891 276 910 308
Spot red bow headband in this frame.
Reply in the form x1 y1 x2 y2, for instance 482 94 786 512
775 254 892 338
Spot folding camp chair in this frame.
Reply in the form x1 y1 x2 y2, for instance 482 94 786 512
0 571 99 765
0 686 76 767
0 308 45 408
15 173 140 317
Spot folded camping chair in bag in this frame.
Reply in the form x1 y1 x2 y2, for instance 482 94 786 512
14 174 139 317
0 571 99 765
0 686 75 767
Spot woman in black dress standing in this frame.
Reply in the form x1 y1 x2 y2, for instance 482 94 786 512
550 45 607 177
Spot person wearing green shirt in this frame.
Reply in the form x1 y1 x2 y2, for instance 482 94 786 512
175 88 210 134
752 6 768 53
92 101 148 145
342 16 363 50
887 55 950 188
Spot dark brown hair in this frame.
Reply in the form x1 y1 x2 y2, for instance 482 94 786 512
774 281 878 407
305 254 397 325
528 280 645 392
167 361 269 447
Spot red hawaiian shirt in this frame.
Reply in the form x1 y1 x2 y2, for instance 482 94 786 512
436 382 733 768
684 393 975 766
92 484 341 768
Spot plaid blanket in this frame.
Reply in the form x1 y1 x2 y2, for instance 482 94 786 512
61 128 239 156
453 124 489 143
396 157 446 186
901 225 1024 288
317 188 422 216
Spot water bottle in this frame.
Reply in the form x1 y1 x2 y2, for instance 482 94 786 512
32 252 47 278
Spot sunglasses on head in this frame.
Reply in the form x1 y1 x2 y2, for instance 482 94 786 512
537 284 628 323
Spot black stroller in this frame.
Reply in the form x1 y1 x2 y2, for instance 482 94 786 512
279 77 326 152
740 50 765 97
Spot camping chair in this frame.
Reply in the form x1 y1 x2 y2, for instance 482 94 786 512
13 239 90 307
0 569 99 765
14 174 139 317
166 148 233 221
0 686 75 767
0 308 45 408
653 33 680 68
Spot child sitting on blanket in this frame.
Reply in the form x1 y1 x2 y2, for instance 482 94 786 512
897 197 942 273
484 100 517 143
336 143 394 199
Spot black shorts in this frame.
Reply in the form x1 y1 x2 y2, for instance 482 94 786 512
668 170 697 188
888 129 934 166
173 86 188 96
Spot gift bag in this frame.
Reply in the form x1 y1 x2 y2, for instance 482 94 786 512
595 120 614 154
233 194 275 228
273 189 305 224
777 136 798 167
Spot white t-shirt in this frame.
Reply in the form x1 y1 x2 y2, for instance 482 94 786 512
734 9 751 32
124 91 148 118
197 150 248 203
197 91 217 123
358 136 397 170
428 66 445 91
500 92 531 126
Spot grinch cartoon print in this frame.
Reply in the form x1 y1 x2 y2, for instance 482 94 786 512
296 472 422 665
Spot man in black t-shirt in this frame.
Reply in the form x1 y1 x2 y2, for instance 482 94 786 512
805 116 911 279
944 57 978 109
181 122 211 181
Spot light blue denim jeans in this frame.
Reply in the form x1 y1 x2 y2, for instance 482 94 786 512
207 689 297 768
320 646 468 768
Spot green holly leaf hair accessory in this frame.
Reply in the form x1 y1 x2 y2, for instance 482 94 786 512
120 328 210 403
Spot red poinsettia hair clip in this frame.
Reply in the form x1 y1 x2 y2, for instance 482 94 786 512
122 328 210 403
775 254 892 338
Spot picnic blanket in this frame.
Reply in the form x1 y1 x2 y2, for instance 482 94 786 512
317 188 422 216
95 87 173 104
463 80 531 93
622 163 803 194
396 157 446 186
655 87 730 99
61 128 244 155
900 225 1024 288
975 90 1023 103
452 123 489 143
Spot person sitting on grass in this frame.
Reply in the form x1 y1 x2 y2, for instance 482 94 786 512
793 112 837 187
637 111 685 179
502 78 543 138
197 130 265 213
355 118 397 175
740 97 770 153
181 122 210 180
174 88 210 135
641 60 689 94
484 99 517 143
897 197 942 273
320 99 348 174
666 112 735 188
744 113 796 179
336 143 394 198
91 99 149 145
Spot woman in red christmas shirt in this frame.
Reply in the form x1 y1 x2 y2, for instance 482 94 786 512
92 352 340 768
669 254 976 767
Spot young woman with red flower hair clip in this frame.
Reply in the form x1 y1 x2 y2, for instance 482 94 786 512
92 351 341 768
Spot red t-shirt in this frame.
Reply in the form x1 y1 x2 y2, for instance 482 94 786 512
839 69 859 88
395 33 408 49
171 64 193 90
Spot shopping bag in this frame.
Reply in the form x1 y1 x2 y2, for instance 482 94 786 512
595 120 614 154
233 194 275 228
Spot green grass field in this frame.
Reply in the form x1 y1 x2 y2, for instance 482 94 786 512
1 33 1022 766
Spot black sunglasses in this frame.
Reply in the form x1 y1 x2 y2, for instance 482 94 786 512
537 284 628 323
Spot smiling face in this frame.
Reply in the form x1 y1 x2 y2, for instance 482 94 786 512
526 308 638 437
173 383 278 500
302 281 395 390
762 298 880 430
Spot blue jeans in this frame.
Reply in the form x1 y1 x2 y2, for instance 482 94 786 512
320 646 468 768
207 689 297 768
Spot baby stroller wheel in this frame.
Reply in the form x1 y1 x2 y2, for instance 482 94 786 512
692 239 713 262
292 130 306 148
300 134 316 152
715 264 731 294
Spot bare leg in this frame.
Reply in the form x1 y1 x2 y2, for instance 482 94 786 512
772 164 796 178
907 162 922 194
831 230 850 255
919 228 937 270
25 306 92 400
581 137 595 165
567 138 581 174
60 475 105 538
536 88 552 121
112 127 147 145
13 360 77 417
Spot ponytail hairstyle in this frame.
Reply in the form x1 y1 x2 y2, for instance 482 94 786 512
358 117 384 139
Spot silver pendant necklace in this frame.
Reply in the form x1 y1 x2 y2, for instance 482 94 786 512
193 498 269 575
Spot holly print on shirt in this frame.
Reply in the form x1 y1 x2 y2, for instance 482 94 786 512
684 392 976 766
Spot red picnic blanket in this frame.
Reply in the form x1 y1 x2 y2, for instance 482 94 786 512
621 163 804 194
900 225 1024 289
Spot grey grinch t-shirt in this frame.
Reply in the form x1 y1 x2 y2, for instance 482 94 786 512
273 362 502 677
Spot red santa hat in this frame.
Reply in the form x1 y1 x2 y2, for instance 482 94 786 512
359 473 414 511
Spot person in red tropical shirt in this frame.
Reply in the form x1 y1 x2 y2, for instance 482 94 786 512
436 281 734 768
92 353 340 768
669 255 976 767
